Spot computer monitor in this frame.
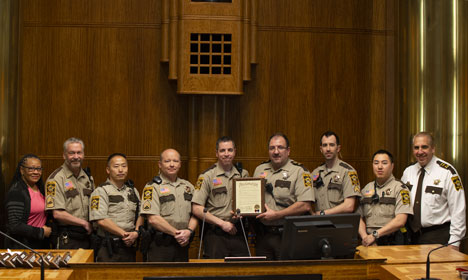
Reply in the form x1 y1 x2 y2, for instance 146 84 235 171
279 213 360 260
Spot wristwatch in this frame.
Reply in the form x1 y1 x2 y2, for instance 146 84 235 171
372 230 379 239
320 210 326 215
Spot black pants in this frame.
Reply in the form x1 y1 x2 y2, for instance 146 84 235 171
255 231 282 260
57 234 90 249
96 245 136 262
147 240 189 262
203 228 249 259
411 222 450 245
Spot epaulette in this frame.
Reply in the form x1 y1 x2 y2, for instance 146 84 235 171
48 167 63 179
98 182 112 188
261 160 271 164
436 160 456 175
291 161 309 172
397 179 408 189
339 162 352 170
202 164 216 174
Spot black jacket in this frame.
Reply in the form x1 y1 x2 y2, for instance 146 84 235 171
4 179 49 249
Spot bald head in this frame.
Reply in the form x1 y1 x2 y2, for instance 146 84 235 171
159 148 181 182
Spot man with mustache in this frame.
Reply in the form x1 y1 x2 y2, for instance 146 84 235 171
141 149 198 261
192 136 250 259
401 132 466 250
311 131 361 215
253 133 315 260
359 150 412 246
89 153 142 261
45 137 95 249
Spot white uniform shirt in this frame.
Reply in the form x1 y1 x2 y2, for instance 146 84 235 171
401 156 466 245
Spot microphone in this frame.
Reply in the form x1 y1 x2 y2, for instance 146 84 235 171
421 236 468 280
198 208 208 259
236 209 251 257
0 230 44 280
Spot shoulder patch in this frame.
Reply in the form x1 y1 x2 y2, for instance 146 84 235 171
348 171 360 187
451 176 463 191
143 186 153 200
291 161 309 172
302 173 312 187
400 189 410 205
46 196 54 208
339 162 352 170
46 181 56 196
143 200 151 211
437 160 457 175
202 164 216 174
91 196 100 210
48 167 63 180
195 177 204 190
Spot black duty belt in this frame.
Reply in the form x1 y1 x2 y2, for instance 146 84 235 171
421 222 450 233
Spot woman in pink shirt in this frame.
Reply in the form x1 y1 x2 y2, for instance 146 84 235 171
5 154 51 249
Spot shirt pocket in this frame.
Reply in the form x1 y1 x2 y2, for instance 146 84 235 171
159 194 176 217
379 197 396 219
211 186 228 208
274 180 292 205
424 185 443 207
327 182 344 206
108 195 124 213
65 188 81 210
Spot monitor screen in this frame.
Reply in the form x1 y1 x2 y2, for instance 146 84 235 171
279 213 360 260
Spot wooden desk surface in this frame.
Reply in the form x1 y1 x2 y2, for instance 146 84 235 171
0 269 73 279
380 261 468 280
356 244 468 264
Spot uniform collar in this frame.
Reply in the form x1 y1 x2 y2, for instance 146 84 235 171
62 163 86 180
416 156 437 176
269 159 293 173
375 175 395 188
214 163 240 178
106 178 126 191
160 174 181 187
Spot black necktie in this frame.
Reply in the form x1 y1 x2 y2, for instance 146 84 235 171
411 167 425 232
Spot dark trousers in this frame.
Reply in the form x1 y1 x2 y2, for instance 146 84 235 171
255 232 282 260
203 228 249 259
411 222 450 245
96 245 136 262
57 235 90 249
147 240 189 262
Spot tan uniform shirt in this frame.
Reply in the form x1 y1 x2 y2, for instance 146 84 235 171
89 179 140 236
253 159 315 226
140 176 195 230
45 163 95 223
359 175 413 234
312 159 362 211
192 163 249 221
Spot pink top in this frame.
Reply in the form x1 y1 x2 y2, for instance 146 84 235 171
27 187 47 228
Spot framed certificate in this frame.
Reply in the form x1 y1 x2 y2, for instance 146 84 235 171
232 178 265 216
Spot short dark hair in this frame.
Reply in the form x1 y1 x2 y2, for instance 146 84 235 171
216 136 235 150
107 153 127 165
320 131 340 145
413 131 435 147
372 149 394 163
268 133 290 148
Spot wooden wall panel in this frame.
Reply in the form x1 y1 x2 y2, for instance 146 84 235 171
15 0 397 194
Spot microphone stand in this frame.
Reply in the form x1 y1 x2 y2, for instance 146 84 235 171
236 209 251 257
0 230 45 280
198 208 208 259
422 236 468 280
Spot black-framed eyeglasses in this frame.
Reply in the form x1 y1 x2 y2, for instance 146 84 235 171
21 165 43 172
